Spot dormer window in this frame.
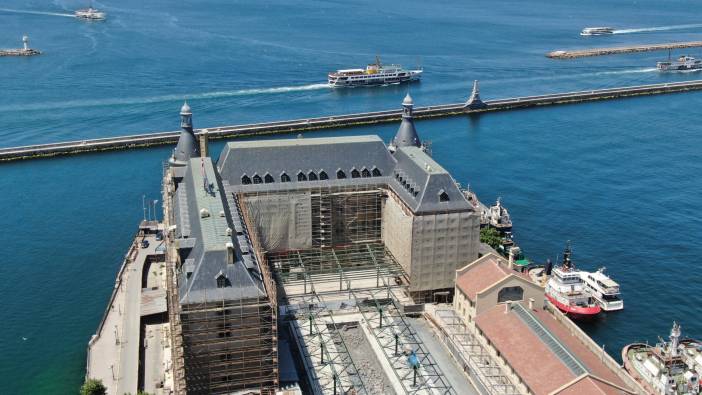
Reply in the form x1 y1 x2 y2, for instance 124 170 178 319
252 174 263 184
439 190 450 202
216 273 230 288
337 169 346 179
308 171 318 181
351 168 360 178
361 168 371 178
281 172 291 182
319 170 328 180
241 175 251 185
372 167 382 177
264 173 274 183
297 171 307 181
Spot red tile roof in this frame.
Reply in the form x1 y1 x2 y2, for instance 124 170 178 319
554 375 628 395
455 255 512 301
474 305 631 395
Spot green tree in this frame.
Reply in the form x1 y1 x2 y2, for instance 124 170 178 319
480 227 503 250
80 378 106 395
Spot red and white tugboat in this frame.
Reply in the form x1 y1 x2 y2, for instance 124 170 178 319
545 243 601 319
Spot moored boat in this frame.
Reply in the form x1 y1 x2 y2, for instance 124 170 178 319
482 197 512 233
328 57 422 88
545 243 601 319
580 267 623 311
623 322 701 394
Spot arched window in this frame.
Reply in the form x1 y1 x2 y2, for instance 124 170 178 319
351 168 360 178
337 169 346 179
497 286 524 303
281 172 291 182
308 171 318 181
372 167 382 177
319 171 328 180
297 171 307 181
264 173 274 183
361 168 371 178
439 190 450 202
241 175 251 185
252 174 263 184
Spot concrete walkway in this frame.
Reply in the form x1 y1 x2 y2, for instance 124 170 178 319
87 231 161 394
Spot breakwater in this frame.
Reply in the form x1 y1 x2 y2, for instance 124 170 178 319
548 41 702 59
4 79 702 162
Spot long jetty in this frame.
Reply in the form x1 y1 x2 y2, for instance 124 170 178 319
4 79 702 162
548 41 702 59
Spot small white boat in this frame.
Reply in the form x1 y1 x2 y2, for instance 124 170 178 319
581 27 614 36
657 55 702 72
75 6 106 20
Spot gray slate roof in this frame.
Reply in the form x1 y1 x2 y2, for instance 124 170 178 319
175 157 266 305
217 135 472 214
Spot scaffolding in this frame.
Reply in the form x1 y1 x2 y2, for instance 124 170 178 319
349 287 456 395
432 308 521 395
286 291 368 395
268 243 408 298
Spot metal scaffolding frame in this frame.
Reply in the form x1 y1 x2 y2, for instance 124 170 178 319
433 308 521 395
286 290 368 395
349 287 456 395
268 243 408 298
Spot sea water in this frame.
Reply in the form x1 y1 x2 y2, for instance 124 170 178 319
2 0 702 393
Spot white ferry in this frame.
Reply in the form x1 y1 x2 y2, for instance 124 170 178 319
75 5 106 20
580 27 615 36
623 322 701 395
657 55 702 72
328 57 422 88
580 268 623 311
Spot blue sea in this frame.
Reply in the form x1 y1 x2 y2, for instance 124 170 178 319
2 0 702 393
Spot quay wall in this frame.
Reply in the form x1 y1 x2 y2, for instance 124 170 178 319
4 79 702 162
548 41 702 58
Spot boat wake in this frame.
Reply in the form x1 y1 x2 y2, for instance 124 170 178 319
613 23 702 34
592 67 658 76
0 8 75 18
0 83 330 113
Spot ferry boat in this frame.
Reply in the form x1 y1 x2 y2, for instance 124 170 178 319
657 55 702 72
580 267 623 311
544 244 601 319
75 3 106 20
482 198 512 233
328 57 422 88
623 322 701 394
580 27 615 36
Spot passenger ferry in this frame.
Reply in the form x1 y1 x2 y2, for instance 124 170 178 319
580 268 623 311
623 322 701 394
75 3 106 20
544 244 601 319
580 27 615 36
328 57 422 88
657 55 702 72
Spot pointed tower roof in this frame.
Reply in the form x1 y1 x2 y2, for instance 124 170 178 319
170 101 200 167
390 93 421 152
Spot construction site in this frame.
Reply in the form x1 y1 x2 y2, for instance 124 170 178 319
87 97 646 395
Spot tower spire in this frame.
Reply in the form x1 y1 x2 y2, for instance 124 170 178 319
389 93 421 153
169 101 200 166
465 80 487 110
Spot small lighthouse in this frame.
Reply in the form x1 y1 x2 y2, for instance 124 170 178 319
169 101 200 167
22 35 29 51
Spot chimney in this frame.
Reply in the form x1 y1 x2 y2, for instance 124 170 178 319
226 242 234 264
508 249 514 267
529 298 534 310
199 130 209 158
504 301 511 314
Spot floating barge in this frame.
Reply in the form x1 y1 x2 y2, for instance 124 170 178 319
548 41 702 59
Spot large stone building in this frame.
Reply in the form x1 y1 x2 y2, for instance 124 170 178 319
165 94 481 393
